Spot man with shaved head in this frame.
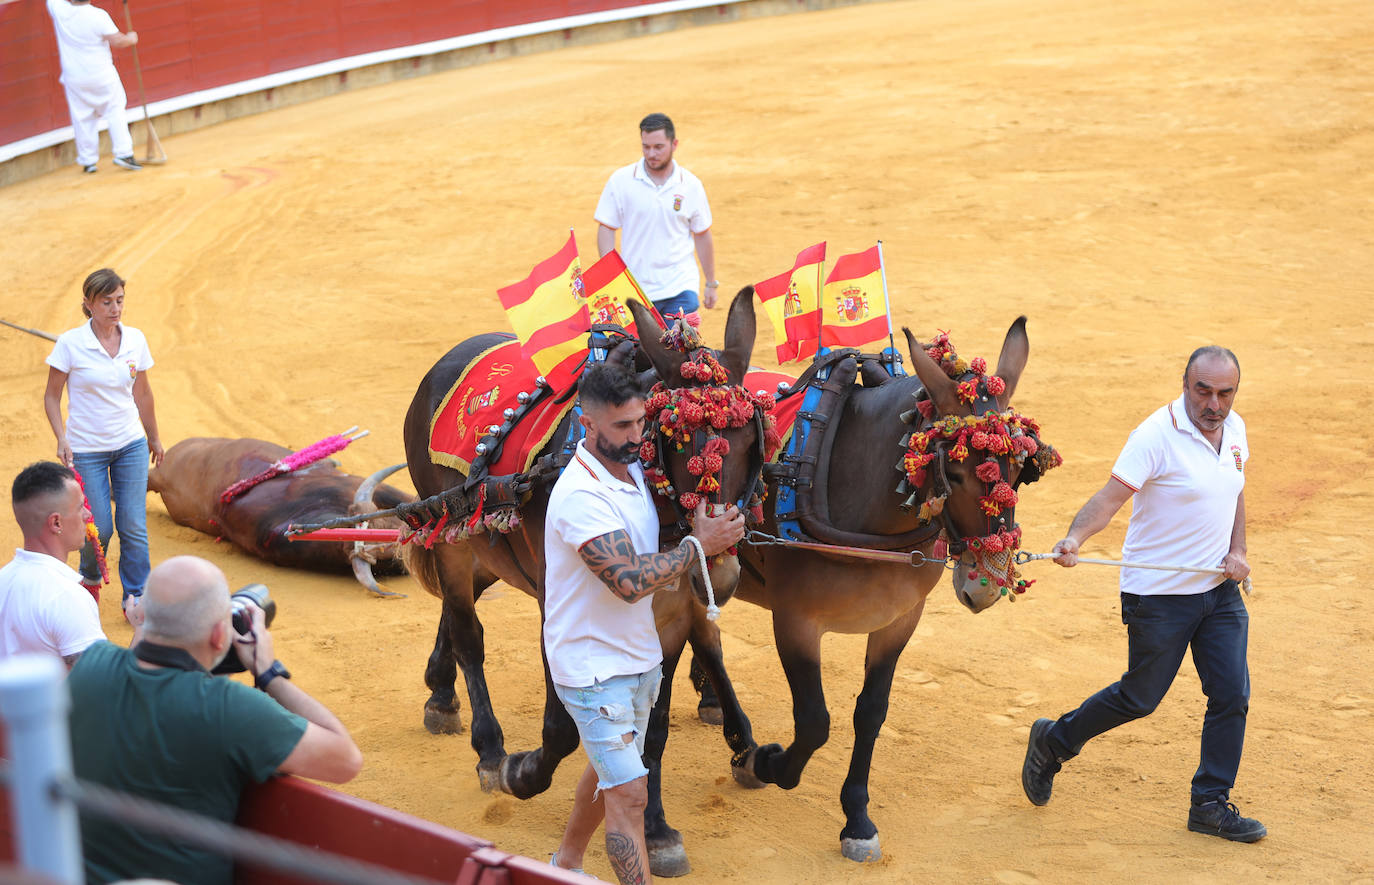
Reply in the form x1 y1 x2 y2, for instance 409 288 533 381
67 555 363 885
1022 346 1265 843
0 461 105 667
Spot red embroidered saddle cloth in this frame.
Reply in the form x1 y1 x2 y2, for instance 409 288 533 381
429 337 576 476
744 368 804 453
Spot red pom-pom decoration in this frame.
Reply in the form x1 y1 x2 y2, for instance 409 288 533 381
975 460 1002 483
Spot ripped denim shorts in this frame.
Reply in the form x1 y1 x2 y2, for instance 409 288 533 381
554 665 662 790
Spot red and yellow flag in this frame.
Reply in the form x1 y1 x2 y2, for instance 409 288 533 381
755 242 825 363
579 250 665 339
820 244 888 350
497 232 589 388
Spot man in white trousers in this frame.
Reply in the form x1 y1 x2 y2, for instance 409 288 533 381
46 0 143 173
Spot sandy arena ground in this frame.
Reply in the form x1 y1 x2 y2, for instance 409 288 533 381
3 0 1373 881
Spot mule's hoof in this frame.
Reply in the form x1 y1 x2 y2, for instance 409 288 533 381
423 704 463 735
476 759 505 793
696 703 724 726
840 835 882 863
648 841 691 878
731 760 766 790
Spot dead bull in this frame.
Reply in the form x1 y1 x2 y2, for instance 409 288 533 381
148 437 414 596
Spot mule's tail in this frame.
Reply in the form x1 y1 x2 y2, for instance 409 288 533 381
401 543 445 601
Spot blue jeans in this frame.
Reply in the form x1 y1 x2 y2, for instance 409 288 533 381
1047 580 1250 804
73 438 151 599
653 290 699 321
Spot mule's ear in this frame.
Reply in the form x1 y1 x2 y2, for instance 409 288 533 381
904 327 961 415
993 316 1029 407
719 287 757 385
628 299 686 382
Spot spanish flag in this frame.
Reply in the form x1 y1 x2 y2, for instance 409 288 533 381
820 244 888 350
756 242 825 363
579 250 666 339
497 232 589 388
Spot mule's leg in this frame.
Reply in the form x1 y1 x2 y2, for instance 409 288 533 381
688 654 722 725
424 544 509 789
497 637 582 800
838 602 923 863
643 628 691 877
746 612 827 791
685 606 762 788
422 602 461 735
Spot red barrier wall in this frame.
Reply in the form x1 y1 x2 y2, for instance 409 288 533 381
1 0 665 148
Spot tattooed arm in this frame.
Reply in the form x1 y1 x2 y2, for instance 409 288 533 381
579 531 694 603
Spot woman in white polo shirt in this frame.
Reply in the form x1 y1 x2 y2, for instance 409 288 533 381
43 268 164 606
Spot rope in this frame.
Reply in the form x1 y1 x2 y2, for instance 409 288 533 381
45 772 449 885
1015 552 1253 595
683 535 719 621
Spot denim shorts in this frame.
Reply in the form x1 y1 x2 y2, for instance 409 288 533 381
554 665 662 790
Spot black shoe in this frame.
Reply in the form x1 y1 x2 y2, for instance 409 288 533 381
82 164 98 174
113 155 142 171
1187 800 1267 843
1022 717 1062 806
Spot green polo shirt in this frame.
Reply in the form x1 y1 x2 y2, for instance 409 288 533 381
67 641 308 885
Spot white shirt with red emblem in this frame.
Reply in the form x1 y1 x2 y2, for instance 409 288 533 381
595 160 712 303
0 549 105 660
47 321 154 453
1110 394 1248 596
543 440 663 687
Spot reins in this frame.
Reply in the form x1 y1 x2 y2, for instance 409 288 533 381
743 529 950 568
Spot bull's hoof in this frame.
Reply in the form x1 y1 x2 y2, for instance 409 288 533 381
648 840 691 878
840 835 882 863
476 757 505 794
423 703 463 735
696 701 724 726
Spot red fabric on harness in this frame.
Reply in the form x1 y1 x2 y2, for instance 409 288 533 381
428 338 577 476
744 369 803 455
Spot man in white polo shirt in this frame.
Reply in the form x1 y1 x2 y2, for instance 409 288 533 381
595 113 718 327
1021 346 1264 843
46 0 143 174
0 461 106 668
544 362 742 883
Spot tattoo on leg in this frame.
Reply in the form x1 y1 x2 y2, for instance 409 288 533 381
605 831 646 885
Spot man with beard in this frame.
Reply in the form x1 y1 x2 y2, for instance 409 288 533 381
545 363 743 883
66 555 363 884
595 112 718 327
1022 346 1264 842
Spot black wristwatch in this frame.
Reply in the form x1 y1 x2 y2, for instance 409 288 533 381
255 660 291 691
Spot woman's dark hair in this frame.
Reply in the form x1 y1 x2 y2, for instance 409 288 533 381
81 268 125 318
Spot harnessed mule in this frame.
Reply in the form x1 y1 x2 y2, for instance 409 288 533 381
400 291 768 876
677 314 1060 863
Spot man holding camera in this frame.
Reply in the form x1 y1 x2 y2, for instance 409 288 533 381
67 555 363 885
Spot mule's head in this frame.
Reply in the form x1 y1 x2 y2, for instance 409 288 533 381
902 317 1062 613
629 289 776 607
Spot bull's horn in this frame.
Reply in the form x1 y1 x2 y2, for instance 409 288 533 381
351 551 407 599
350 462 409 598
352 462 407 513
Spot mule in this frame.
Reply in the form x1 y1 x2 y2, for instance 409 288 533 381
401 291 764 876
681 316 1060 863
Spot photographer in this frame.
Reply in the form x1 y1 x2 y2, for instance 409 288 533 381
66 555 363 885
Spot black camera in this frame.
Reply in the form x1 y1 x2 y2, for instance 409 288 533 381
230 583 275 635
211 584 277 675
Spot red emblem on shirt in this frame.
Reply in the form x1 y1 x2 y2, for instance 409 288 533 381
1230 445 1243 472
672 194 683 212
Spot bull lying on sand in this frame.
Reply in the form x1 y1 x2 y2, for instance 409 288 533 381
148 437 414 596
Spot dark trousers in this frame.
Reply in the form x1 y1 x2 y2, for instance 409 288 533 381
1046 580 1250 804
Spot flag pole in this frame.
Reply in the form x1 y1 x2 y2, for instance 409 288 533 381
877 240 898 374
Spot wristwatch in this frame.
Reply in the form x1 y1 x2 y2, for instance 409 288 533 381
705 280 720 288
255 659 291 691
